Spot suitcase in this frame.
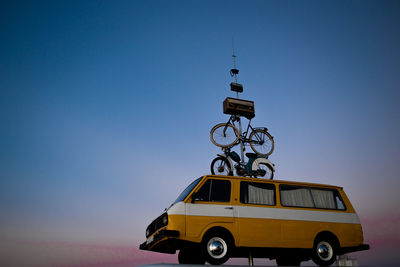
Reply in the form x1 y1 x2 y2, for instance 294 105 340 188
230 82 243 93
223 97 255 119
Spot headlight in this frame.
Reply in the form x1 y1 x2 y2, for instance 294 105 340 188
146 213 168 238
146 228 150 238
162 214 168 226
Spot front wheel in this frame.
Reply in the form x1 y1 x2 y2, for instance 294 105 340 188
311 238 338 266
211 157 233 176
202 233 232 265
210 123 240 148
254 162 274 179
249 129 274 156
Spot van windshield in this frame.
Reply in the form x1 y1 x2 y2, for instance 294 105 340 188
173 177 202 205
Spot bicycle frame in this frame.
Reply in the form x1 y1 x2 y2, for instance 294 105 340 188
212 114 274 161
225 115 265 144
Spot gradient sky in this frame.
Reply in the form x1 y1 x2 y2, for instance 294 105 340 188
1 0 400 266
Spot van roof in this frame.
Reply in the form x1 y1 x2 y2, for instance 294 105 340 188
205 175 343 190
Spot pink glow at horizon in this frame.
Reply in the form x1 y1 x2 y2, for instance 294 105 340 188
360 214 400 247
1 213 399 266
0 239 177 267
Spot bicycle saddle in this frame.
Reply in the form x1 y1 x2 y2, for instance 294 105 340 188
246 153 258 159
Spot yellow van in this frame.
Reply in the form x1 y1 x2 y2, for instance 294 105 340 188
140 175 369 266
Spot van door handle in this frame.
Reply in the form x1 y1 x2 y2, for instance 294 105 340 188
224 206 233 210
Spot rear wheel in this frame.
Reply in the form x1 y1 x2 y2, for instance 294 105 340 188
249 129 274 156
254 162 274 179
202 232 232 265
311 238 338 266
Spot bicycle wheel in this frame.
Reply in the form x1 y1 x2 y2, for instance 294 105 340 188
249 129 274 156
210 157 233 176
254 162 274 179
210 123 240 148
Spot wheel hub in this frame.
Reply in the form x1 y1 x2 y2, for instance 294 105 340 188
207 237 227 259
209 240 224 256
257 169 266 176
317 242 333 260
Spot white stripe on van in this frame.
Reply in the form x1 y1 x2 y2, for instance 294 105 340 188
235 205 360 224
167 202 360 224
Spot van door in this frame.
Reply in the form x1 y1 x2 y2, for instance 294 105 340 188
236 181 281 247
185 178 235 239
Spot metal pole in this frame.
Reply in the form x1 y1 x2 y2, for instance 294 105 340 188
238 117 244 164
232 46 244 164
248 251 254 266
236 91 245 164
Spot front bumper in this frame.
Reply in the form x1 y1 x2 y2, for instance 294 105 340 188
139 229 180 253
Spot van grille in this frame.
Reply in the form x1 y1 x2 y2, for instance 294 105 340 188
146 213 168 238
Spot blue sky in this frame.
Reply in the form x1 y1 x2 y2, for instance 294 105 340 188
1 0 400 266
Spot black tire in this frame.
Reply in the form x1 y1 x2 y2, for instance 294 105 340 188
254 162 274 179
202 232 232 265
211 157 233 176
311 238 338 266
178 249 205 264
210 123 240 148
249 129 274 156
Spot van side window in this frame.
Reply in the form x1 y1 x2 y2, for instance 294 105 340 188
280 185 346 210
335 195 345 210
240 182 275 205
280 185 314 208
311 189 336 209
195 179 231 202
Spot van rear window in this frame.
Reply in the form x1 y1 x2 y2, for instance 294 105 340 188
240 182 275 206
280 185 346 210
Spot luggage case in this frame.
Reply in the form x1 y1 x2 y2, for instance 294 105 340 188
223 97 255 119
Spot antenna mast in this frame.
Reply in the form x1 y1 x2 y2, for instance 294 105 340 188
230 39 243 99
232 40 238 83
229 40 245 164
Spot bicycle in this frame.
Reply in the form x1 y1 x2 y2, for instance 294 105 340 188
210 115 274 156
210 147 275 179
